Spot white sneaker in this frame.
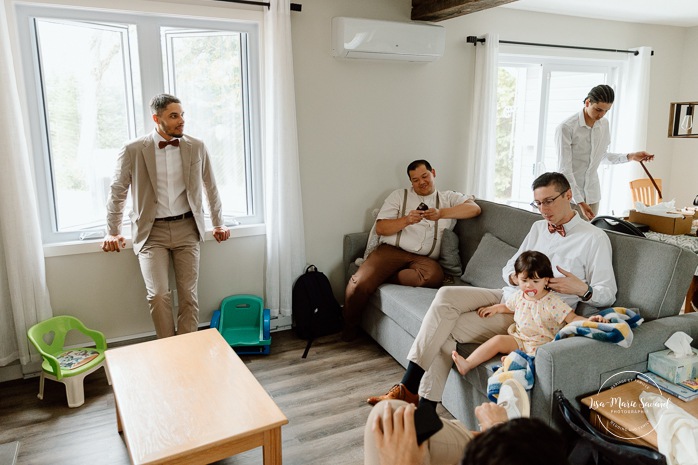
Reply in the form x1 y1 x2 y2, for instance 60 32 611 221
496 379 530 419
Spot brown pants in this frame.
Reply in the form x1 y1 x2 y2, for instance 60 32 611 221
343 244 444 330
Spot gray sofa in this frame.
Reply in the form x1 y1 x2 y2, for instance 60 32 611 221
343 199 698 430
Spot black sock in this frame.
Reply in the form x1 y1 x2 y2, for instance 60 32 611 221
418 397 438 412
400 361 425 394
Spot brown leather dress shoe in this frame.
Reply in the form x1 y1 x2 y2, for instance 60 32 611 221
367 383 418 406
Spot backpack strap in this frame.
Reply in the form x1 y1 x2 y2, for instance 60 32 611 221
394 188 409 249
302 339 313 359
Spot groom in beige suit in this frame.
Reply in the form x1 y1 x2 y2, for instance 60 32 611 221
102 93 230 338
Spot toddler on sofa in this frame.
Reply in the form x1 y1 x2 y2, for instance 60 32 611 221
452 250 608 376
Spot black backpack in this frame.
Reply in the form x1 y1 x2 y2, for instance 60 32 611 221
292 265 343 358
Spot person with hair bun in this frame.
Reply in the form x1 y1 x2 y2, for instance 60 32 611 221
555 84 654 221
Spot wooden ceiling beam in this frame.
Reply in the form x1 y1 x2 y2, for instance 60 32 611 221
412 0 517 22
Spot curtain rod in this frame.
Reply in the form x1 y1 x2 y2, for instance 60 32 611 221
215 0 302 11
465 36 653 56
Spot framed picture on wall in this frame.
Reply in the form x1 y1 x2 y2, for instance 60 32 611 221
669 102 698 137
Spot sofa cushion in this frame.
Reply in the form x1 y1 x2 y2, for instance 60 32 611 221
439 228 463 277
461 232 517 289
372 284 440 337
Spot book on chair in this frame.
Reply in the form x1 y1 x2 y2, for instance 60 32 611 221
57 349 99 370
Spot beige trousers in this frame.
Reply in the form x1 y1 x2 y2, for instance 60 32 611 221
407 286 513 401
137 217 200 338
364 400 474 465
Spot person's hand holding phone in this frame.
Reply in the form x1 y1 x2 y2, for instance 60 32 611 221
372 402 429 465
416 202 442 221
414 405 443 444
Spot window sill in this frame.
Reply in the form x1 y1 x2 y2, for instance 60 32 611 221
43 223 266 258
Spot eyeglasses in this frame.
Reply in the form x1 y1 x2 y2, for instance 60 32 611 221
530 192 564 209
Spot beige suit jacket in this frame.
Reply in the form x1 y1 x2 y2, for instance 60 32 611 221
106 133 224 255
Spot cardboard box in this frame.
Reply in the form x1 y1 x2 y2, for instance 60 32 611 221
627 210 693 235
648 348 698 383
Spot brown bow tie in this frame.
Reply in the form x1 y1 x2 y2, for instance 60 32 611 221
158 139 180 149
548 223 566 237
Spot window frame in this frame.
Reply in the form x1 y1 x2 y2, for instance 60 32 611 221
495 51 625 210
15 4 264 245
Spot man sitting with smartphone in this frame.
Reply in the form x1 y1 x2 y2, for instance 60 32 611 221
342 159 481 341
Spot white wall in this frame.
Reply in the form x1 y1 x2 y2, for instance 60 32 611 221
291 0 473 294
671 26 698 206
6 0 694 343
44 232 265 340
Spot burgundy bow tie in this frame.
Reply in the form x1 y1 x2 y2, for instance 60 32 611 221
548 223 566 237
158 139 180 149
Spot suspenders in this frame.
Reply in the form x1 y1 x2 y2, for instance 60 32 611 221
394 189 409 249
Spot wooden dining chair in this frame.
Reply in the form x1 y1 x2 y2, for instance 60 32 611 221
629 178 662 206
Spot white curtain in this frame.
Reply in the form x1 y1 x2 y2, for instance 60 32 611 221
465 33 499 200
0 6 53 366
263 0 306 318
599 46 653 216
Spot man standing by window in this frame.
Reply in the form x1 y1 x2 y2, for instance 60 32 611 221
555 84 654 221
101 93 230 338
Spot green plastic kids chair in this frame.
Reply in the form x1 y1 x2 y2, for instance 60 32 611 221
217 295 271 355
27 315 110 408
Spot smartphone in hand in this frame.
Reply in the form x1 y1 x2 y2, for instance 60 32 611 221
417 202 429 211
414 406 443 445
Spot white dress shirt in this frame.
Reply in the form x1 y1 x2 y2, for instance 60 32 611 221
501 212 617 309
377 188 469 259
555 109 628 205
153 131 190 218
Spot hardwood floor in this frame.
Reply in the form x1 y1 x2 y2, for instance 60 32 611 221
0 330 454 465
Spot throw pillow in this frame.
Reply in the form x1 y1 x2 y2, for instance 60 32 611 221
461 233 518 289
438 228 463 276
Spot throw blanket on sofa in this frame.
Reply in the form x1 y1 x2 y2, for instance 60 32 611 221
486 350 535 402
554 307 643 348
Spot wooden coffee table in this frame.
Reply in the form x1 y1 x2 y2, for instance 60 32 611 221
105 329 287 464
581 379 698 449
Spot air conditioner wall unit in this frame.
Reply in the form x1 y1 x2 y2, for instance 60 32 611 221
331 17 445 62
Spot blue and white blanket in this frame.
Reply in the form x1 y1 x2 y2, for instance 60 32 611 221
486 350 535 402
553 307 643 348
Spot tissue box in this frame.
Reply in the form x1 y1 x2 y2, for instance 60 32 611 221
648 348 698 383
627 210 692 235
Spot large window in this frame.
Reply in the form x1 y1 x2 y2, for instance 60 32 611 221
16 6 262 244
494 54 622 209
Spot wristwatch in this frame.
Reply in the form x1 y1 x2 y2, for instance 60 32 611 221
581 285 593 302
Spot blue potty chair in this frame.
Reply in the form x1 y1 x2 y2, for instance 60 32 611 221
215 295 271 355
